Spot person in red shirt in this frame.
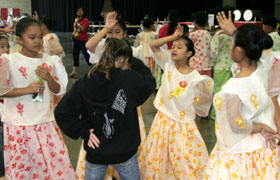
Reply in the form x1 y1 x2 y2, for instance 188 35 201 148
158 9 179 49
69 7 91 78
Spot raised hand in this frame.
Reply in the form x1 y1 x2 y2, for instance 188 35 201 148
105 11 118 30
172 24 184 39
216 11 237 36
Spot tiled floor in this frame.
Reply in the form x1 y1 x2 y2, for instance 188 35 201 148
57 33 216 169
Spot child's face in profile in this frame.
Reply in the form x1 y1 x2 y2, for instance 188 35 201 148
0 38 10 55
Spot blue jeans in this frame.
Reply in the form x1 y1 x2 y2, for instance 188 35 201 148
84 152 141 180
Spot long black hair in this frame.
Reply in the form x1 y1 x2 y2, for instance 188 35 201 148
167 10 179 35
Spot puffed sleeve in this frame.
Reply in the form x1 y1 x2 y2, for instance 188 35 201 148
215 93 254 147
193 75 214 117
0 54 13 96
48 34 65 57
88 40 105 64
52 56 68 96
148 45 170 70
268 52 280 97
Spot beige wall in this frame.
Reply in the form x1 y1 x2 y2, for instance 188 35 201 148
0 0 32 16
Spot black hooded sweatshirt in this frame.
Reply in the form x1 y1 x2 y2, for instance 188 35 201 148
55 58 156 164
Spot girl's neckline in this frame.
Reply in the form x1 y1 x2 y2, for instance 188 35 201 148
231 64 259 80
17 52 43 59
174 63 196 76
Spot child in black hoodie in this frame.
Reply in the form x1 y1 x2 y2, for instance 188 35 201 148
55 38 155 180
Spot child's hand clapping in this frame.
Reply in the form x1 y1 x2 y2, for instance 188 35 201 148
35 65 51 81
105 12 118 30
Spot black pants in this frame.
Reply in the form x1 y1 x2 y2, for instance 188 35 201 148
72 37 91 66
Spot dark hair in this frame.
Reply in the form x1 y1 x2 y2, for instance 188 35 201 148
234 24 273 62
116 18 127 32
177 36 195 63
15 18 41 37
167 9 179 35
41 16 55 31
88 38 133 78
263 16 278 29
180 23 189 34
195 11 208 26
142 18 154 30
0 35 8 41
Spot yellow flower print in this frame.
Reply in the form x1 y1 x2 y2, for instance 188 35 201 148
158 97 164 107
206 80 212 91
250 94 258 110
179 111 186 120
215 97 223 111
168 71 172 81
168 91 174 99
235 117 248 130
194 97 201 106
232 172 238 179
215 122 220 130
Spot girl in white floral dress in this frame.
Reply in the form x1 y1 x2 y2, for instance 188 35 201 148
203 12 280 180
140 24 213 180
0 18 75 180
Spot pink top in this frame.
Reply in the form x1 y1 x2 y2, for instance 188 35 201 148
189 30 211 71
158 24 176 50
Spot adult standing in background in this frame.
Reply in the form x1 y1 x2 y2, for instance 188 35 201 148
69 7 90 78
158 9 179 49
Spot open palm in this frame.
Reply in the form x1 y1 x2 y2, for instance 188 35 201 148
105 12 118 29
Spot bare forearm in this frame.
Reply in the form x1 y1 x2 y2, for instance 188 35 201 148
150 35 177 53
46 77 60 94
86 27 109 52
271 96 280 130
1 87 32 97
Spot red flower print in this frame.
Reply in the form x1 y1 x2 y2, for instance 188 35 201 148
15 156 21 161
50 152 56 158
16 130 21 135
17 137 23 143
12 163 17 168
18 163 25 169
20 174 25 179
37 148 43 154
179 81 187 88
272 58 279 70
37 162 43 167
53 76 59 81
57 171 63 176
3 145 8 151
18 66 28 79
47 134 52 139
59 150 65 155
49 142 54 147
43 168 48 174
0 58 2 67
20 149 27 154
42 63 52 72
25 166 31 171
44 176 50 180
16 103 24 116
11 144 16 150
32 173 39 179
58 158 63 163
9 135 15 141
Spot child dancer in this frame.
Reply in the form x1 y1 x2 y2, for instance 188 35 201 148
263 16 280 51
75 11 152 180
55 38 155 180
0 18 75 180
209 12 234 120
0 35 9 179
40 16 65 58
140 25 213 180
203 12 280 179
189 11 212 77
